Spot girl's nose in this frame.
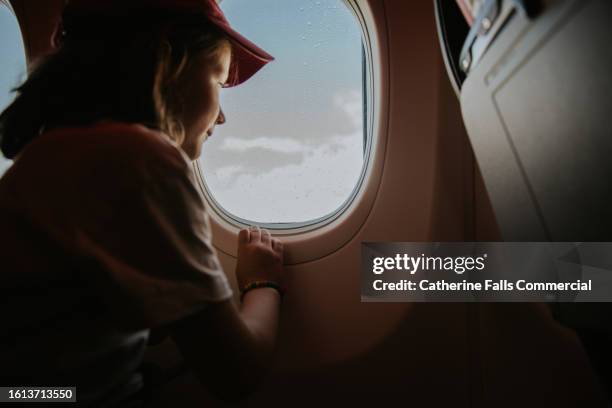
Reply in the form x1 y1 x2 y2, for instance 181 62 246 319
216 109 226 125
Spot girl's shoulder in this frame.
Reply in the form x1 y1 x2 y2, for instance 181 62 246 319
37 121 189 169
12 121 192 184
4 121 195 201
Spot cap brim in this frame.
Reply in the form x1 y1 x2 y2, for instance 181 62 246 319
218 25 274 87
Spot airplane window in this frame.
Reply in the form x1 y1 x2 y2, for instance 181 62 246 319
0 3 27 177
199 0 367 226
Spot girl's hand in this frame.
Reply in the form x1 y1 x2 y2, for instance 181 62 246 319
235 226 284 289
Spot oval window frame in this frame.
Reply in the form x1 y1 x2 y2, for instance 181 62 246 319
193 0 389 264
0 0 28 177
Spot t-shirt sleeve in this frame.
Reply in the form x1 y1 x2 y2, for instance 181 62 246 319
65 132 233 330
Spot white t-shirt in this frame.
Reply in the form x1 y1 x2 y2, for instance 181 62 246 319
0 122 232 406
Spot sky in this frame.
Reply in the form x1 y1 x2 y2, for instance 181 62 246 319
0 0 366 225
200 0 365 224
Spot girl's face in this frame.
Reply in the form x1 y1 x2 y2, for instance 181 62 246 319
178 43 231 159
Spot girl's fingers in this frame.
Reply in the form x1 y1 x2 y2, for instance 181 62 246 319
261 228 271 245
238 228 251 244
272 239 283 251
249 225 261 242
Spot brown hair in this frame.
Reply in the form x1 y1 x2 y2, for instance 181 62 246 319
0 12 233 159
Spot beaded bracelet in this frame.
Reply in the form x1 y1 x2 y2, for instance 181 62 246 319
240 280 285 303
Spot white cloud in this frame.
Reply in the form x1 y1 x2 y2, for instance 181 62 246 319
219 137 307 154
205 132 364 223
210 164 245 183
334 89 362 131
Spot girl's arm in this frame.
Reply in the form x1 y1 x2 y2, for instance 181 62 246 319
170 227 284 401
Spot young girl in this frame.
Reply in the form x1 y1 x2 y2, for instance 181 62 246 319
0 0 284 406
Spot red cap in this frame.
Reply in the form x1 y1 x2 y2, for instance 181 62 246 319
54 0 274 87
